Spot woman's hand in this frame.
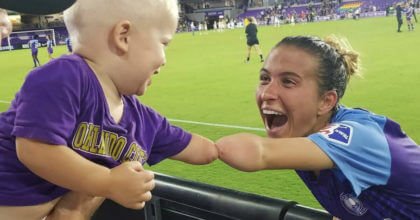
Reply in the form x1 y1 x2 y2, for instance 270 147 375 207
46 192 105 220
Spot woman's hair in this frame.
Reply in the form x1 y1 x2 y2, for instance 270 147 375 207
247 17 256 23
274 35 360 105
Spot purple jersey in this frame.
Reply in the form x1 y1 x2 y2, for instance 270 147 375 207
297 107 420 219
0 54 192 206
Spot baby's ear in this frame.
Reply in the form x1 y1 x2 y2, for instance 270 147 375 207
111 20 131 55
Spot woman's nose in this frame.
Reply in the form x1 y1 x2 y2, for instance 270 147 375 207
260 82 278 101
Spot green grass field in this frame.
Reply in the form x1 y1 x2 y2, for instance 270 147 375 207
1 16 419 210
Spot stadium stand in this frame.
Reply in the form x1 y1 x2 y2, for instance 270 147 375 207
1 0 414 47
234 0 405 25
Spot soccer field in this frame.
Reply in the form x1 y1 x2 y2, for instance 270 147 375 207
0 16 419 209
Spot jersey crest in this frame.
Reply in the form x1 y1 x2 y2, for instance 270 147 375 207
319 123 353 146
340 193 368 216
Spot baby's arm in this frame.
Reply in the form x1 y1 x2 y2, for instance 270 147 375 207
216 133 333 171
16 137 154 209
170 133 218 164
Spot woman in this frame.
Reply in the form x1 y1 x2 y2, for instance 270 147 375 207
244 17 264 63
28 35 41 67
216 35 420 219
46 34 54 59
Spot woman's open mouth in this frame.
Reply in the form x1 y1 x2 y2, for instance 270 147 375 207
262 109 288 135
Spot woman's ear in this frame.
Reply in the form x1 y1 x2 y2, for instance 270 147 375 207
318 90 338 116
110 20 131 55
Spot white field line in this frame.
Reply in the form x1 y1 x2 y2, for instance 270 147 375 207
0 99 264 131
0 100 11 104
168 118 265 131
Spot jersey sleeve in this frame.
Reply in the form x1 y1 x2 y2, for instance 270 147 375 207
139 106 192 166
308 120 391 195
147 117 192 165
12 59 82 146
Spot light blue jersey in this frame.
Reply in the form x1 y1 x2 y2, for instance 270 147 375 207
405 6 414 20
47 39 53 49
28 39 39 55
296 106 420 219
47 39 53 54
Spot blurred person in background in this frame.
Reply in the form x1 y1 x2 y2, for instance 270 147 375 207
0 9 12 42
46 34 55 59
245 17 264 63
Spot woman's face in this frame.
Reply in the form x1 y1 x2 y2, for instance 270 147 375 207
256 45 326 138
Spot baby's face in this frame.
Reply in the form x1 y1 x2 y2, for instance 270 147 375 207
118 14 177 96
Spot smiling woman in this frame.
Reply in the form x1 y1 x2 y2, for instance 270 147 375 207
0 0 219 219
216 35 420 219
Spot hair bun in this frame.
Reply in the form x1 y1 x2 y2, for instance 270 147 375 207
324 35 360 78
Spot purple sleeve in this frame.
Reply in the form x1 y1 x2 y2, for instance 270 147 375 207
12 59 81 145
146 110 192 166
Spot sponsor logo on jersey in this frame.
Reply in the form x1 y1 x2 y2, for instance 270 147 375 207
319 123 353 146
340 193 368 216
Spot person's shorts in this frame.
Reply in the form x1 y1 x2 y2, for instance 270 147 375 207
32 50 38 56
48 47 53 54
247 38 259 46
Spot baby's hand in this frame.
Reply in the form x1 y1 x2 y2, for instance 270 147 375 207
106 161 155 209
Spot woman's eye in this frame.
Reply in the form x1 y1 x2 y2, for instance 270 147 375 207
282 78 296 86
259 75 270 84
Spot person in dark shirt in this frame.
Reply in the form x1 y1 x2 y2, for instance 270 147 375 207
245 17 264 63
396 3 403 32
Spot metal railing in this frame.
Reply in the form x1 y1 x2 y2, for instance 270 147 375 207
92 173 332 220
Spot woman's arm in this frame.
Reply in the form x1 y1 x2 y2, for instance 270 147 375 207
216 133 333 171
